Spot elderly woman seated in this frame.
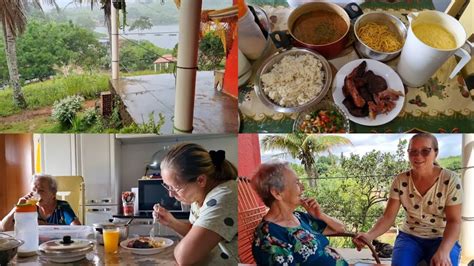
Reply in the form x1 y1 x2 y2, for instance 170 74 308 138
1 174 81 231
251 162 348 266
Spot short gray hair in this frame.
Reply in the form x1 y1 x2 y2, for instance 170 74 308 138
33 174 57 194
251 161 291 207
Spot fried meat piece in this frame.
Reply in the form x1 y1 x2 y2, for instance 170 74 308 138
364 70 387 93
343 96 369 117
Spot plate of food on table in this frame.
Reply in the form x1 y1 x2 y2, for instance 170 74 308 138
120 237 173 255
332 59 405 126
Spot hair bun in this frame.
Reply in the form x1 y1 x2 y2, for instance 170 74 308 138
209 150 225 168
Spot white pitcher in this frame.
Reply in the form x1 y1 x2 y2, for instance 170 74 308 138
397 10 473 87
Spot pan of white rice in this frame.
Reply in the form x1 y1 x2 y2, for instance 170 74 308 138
255 48 332 113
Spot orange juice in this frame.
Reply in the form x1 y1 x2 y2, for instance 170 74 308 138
26 199 38 205
103 229 120 253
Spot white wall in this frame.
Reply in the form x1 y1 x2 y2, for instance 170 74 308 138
119 135 238 192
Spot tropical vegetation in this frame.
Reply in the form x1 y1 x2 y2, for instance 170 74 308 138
261 134 352 186
270 136 463 247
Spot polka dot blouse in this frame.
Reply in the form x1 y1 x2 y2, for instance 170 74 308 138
390 168 463 238
189 179 238 265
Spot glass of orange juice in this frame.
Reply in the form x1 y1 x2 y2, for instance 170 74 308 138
103 228 120 253
26 192 40 205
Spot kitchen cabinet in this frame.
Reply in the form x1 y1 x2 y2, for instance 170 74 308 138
0 134 33 218
40 134 76 176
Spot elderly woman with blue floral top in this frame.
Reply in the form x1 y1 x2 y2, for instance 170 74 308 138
251 161 348 266
354 133 463 266
1 174 81 231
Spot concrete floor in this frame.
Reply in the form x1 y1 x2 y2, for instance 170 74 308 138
110 71 238 134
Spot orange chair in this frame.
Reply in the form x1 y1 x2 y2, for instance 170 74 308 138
238 176 268 264
237 176 381 265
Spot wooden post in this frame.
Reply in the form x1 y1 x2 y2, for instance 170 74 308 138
111 0 119 80
173 0 202 133
461 134 474 261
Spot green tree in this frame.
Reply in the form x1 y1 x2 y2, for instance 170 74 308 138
172 43 178 58
198 31 225 70
303 139 410 240
438 156 462 170
120 39 172 72
129 16 153 32
261 134 351 186
7 20 107 81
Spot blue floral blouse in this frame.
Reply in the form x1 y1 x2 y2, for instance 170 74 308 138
252 211 348 266
37 200 78 225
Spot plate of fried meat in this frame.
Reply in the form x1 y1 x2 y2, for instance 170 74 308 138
332 59 405 126
120 237 173 255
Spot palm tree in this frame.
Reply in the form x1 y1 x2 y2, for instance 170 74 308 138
261 133 352 187
0 0 28 108
0 0 62 110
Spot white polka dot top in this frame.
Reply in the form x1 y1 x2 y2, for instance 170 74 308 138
390 168 463 238
189 179 238 265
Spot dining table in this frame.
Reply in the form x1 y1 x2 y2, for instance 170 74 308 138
7 234 179 265
239 0 474 133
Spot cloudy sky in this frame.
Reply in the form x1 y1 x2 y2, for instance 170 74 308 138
260 134 463 163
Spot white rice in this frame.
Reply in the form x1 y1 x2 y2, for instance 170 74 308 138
261 54 325 107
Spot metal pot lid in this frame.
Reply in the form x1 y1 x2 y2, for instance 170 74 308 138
93 223 126 229
92 222 114 228
0 235 24 251
39 236 94 253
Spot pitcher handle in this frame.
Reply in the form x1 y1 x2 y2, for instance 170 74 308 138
449 41 473 79
407 12 419 24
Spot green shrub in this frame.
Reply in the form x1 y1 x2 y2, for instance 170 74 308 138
119 112 164 134
81 107 99 127
51 95 84 126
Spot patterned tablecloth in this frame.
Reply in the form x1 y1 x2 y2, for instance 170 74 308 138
239 2 474 133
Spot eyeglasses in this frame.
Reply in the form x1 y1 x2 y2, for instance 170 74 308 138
161 182 187 193
407 148 433 157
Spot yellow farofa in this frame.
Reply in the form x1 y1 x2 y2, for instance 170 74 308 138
357 22 403 52
150 239 165 248
413 23 456 49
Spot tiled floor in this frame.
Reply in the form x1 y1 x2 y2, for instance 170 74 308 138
110 71 238 134
337 248 473 265
336 248 391 265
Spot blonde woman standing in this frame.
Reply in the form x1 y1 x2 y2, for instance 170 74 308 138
354 133 463 266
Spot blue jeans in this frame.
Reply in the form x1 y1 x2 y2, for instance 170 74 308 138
392 231 461 266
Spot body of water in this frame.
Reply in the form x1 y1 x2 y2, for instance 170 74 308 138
94 25 179 49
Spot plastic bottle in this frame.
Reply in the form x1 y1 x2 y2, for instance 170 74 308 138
14 204 39 257
238 0 267 60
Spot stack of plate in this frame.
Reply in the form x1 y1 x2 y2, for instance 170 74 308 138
38 236 94 263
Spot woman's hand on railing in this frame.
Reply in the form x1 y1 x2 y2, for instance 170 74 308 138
353 232 373 251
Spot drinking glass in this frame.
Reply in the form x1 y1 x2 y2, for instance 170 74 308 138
103 228 120 253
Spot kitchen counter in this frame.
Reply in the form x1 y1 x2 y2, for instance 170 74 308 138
9 238 178 265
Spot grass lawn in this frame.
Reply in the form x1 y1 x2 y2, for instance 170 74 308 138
0 116 58 133
0 71 175 118
0 71 167 133
0 73 109 117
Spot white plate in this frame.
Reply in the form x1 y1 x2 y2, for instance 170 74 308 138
120 237 174 255
332 59 405 126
